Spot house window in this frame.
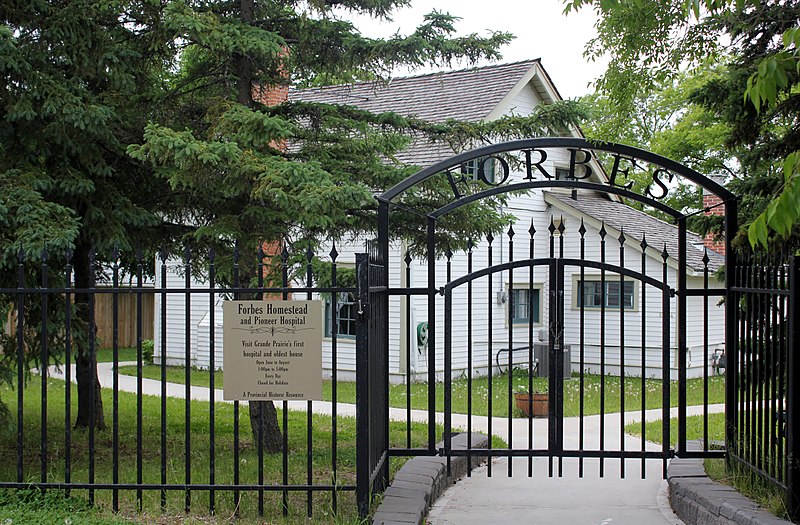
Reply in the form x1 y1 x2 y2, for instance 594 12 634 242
510 288 541 324
577 280 635 309
462 157 496 183
325 293 357 338
555 167 574 181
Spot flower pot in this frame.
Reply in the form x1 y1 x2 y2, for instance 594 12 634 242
514 392 548 418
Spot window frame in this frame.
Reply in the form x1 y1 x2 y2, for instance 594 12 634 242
324 291 358 339
506 284 543 326
571 275 639 312
461 157 496 184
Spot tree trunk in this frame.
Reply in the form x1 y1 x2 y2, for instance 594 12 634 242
72 242 106 430
248 399 283 453
236 0 283 453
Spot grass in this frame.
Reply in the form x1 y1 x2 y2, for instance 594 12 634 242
0 378 444 523
626 412 788 519
0 489 134 525
118 364 726 418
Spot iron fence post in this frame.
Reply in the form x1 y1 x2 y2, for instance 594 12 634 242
786 256 800 520
724 199 738 468
355 252 371 518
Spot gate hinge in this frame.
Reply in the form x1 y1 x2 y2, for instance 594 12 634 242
669 288 676 298
438 287 445 296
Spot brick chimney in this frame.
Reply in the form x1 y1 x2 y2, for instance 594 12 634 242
251 54 290 289
702 176 726 255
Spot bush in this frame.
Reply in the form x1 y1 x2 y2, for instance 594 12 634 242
141 339 154 365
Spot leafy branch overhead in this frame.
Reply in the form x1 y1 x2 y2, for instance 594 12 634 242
565 0 800 249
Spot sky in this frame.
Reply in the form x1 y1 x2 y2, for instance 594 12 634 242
345 0 608 99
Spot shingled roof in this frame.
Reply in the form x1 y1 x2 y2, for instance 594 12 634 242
290 59 541 122
546 191 724 272
290 60 543 166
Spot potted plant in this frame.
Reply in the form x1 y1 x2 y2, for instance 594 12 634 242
514 391 548 418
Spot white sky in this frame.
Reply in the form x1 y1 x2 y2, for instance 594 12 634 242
344 0 608 99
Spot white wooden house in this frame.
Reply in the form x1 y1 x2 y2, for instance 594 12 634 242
153 60 725 381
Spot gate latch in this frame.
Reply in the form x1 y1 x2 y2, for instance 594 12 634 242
357 299 369 319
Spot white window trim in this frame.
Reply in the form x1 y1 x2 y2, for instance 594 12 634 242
570 273 640 312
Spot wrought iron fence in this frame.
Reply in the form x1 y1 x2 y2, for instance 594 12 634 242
729 252 800 520
0 243 376 519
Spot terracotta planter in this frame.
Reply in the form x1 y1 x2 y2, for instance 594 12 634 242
514 392 548 418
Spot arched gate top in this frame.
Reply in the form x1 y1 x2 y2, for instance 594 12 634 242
378 137 735 209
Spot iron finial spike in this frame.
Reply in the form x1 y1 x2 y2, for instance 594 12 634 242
618 229 626 245
404 250 412 266
445 248 453 260
528 219 536 237
557 215 565 235
233 240 240 264
507 224 515 239
547 217 556 235
329 241 339 262
662 243 669 261
578 218 586 237
640 233 648 251
208 246 216 263
702 248 710 266
306 246 313 262
17 247 24 263
486 232 494 245
599 222 607 239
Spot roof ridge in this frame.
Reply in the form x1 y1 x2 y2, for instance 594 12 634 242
290 58 541 94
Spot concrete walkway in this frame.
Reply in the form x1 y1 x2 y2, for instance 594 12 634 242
49 363 723 524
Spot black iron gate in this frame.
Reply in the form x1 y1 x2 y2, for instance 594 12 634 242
365 138 737 495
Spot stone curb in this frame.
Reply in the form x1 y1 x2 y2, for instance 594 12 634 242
371 433 489 525
667 457 790 525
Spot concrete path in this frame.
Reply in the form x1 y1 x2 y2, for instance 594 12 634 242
49 363 723 524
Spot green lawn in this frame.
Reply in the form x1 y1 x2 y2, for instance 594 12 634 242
626 412 788 519
118 364 726 418
0 378 439 523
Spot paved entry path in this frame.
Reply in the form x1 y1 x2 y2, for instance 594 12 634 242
49 363 723 525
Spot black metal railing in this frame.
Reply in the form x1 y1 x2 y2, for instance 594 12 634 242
730 253 800 520
0 243 374 520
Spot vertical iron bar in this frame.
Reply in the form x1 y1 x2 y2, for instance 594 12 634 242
619 232 626 478
427 218 437 454
662 246 671 476
445 250 453 476
16 250 24 484
208 248 216 514
507 226 514 477
40 250 48 486
599 223 607 477
64 253 73 495
17 248 23 483
579 220 586 478
257 245 265 518
405 251 412 449
778 256 787 482
306 248 314 517
529 221 536 477
112 251 119 511
487 233 494 477
184 247 192 512
677 218 688 456
640 235 648 479
786 256 800 521
557 219 565 478
703 250 710 451
770 256 779 479
88 251 96 504
136 249 144 508
232 244 241 514
281 247 289 516
330 244 339 513
159 249 168 510
467 242 474 475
